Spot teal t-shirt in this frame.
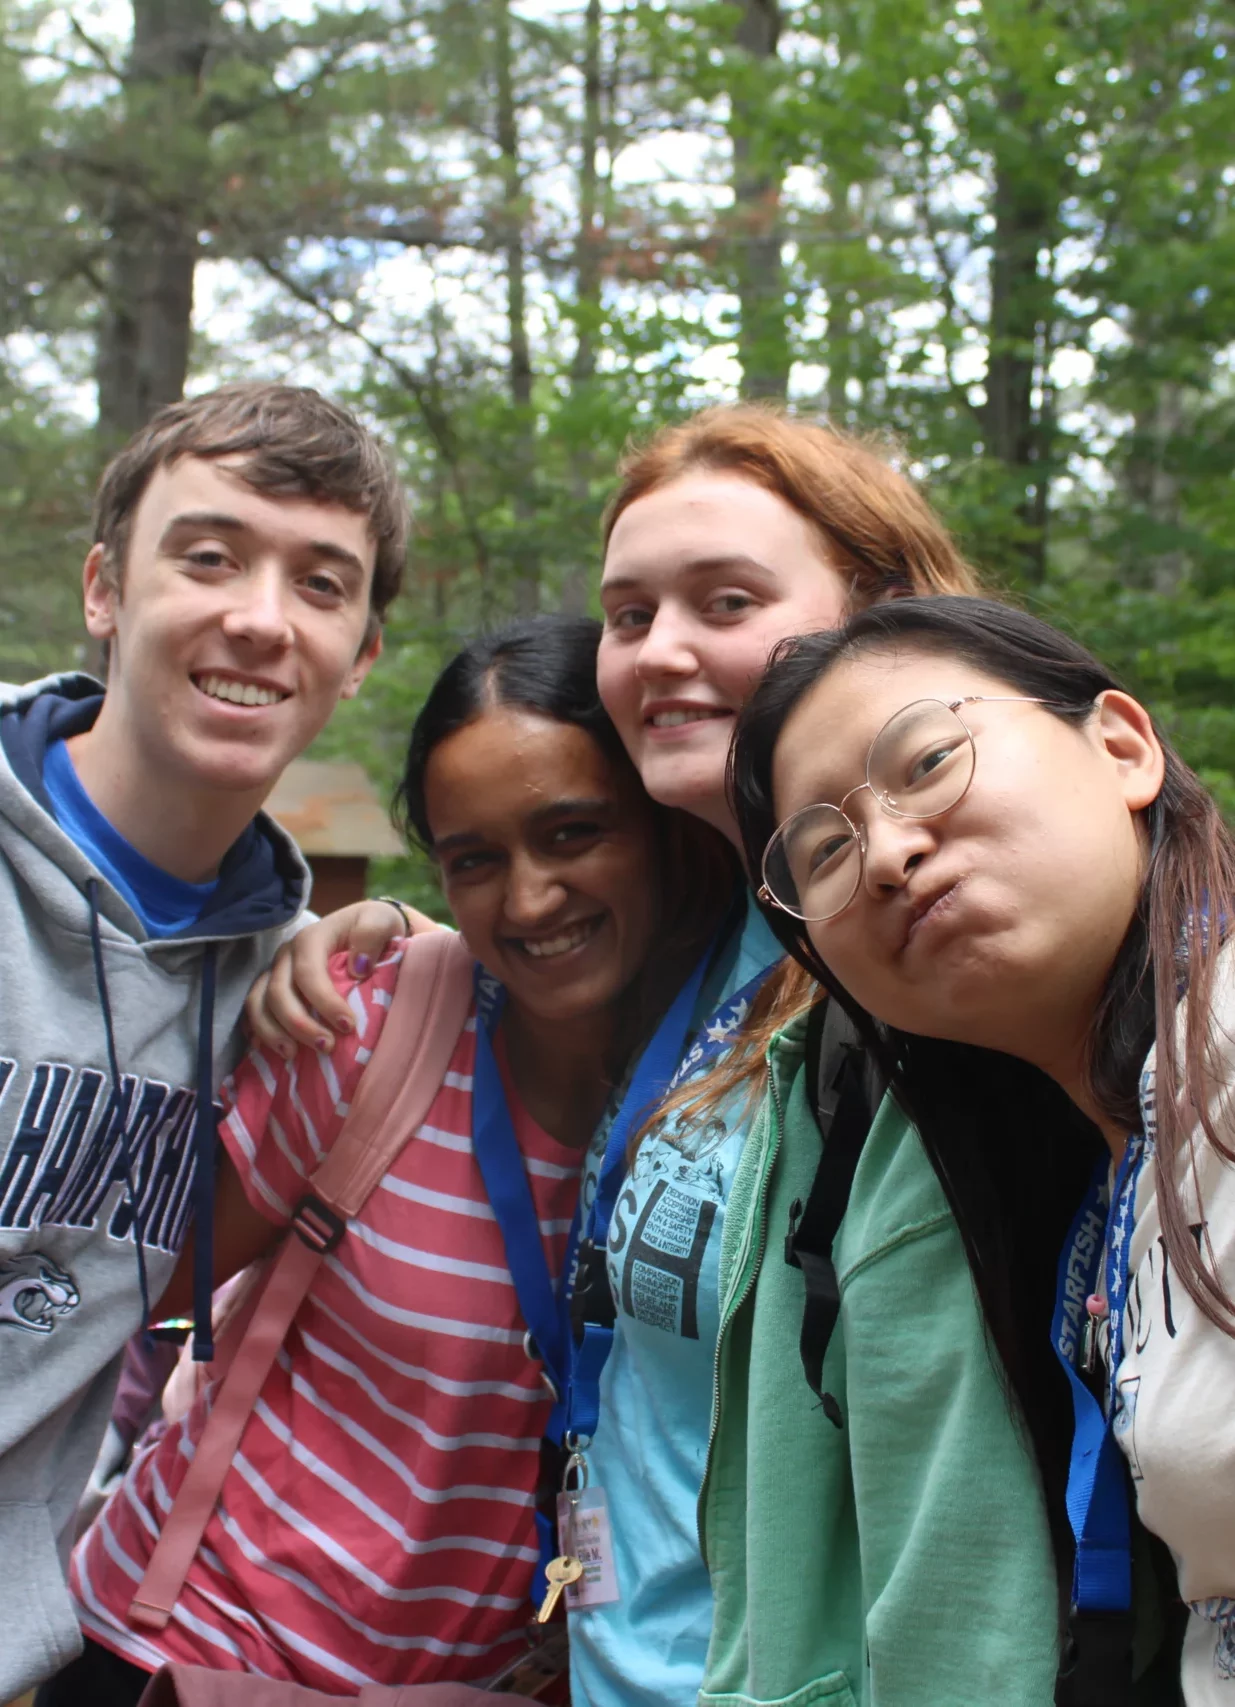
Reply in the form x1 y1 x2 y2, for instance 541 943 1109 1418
568 893 783 1707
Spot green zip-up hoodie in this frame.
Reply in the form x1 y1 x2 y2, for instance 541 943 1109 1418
699 1017 1060 1707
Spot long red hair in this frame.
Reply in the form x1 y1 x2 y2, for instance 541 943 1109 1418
605 402 980 605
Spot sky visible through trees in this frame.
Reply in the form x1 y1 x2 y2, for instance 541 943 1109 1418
2 0 1233 904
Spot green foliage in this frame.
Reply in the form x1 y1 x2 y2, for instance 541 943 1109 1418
0 0 1233 830
1035 579 1235 817
0 375 95 678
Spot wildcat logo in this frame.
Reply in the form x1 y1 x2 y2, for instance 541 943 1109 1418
0 1252 79 1333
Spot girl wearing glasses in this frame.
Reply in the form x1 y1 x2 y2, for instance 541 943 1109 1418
248 412 1062 1707
733 593 1233 1706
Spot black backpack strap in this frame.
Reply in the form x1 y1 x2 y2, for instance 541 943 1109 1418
784 996 880 1427
1055 1608 1136 1706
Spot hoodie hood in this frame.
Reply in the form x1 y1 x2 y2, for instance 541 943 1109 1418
0 673 309 942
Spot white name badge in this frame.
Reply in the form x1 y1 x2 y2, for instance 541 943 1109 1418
558 1487 620 1608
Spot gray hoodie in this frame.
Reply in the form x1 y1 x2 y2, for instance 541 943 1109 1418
0 672 309 1697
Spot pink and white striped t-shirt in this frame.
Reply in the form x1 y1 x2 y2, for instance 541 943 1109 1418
71 945 583 1692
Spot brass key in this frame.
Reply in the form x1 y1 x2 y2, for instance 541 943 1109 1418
536 1554 583 1622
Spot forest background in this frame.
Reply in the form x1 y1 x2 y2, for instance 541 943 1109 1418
2 0 1233 913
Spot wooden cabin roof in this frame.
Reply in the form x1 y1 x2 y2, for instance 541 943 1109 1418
265 760 403 858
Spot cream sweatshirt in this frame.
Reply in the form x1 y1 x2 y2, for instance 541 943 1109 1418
1115 944 1235 1704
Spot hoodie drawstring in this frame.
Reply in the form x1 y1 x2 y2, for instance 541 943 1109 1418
191 943 218 1362
86 878 220 1362
86 877 152 1336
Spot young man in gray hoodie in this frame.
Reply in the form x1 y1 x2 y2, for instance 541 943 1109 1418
0 382 406 1700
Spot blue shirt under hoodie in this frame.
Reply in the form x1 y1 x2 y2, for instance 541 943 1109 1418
0 673 309 1702
42 737 219 938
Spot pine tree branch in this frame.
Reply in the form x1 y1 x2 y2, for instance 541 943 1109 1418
66 15 123 81
253 251 492 582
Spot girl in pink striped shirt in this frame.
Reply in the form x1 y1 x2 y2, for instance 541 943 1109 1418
51 615 735 1703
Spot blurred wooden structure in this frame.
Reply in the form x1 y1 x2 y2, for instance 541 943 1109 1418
266 760 403 913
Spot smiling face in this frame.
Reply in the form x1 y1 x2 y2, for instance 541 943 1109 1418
772 646 1163 1080
82 453 380 807
423 707 661 1028
597 472 850 840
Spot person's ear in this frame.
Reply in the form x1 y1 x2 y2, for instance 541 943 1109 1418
82 544 119 640
1094 690 1164 811
341 626 382 701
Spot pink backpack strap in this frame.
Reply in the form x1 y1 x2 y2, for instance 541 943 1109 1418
129 929 474 1631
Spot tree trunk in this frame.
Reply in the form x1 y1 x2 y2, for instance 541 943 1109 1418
493 0 538 616
821 176 856 424
1125 379 1187 594
728 0 789 401
980 84 1056 582
95 0 214 445
560 0 604 616
572 0 603 392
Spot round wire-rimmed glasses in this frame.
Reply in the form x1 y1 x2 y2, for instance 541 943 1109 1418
758 695 1061 923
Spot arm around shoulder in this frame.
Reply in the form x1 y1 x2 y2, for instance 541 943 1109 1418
244 899 444 1054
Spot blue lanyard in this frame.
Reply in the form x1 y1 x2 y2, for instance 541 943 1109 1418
555 946 716 1445
558 955 776 1438
664 973 768 1093
470 938 778 1600
470 950 772 1397
471 966 573 1396
472 947 713 1412
1051 1133 1147 1617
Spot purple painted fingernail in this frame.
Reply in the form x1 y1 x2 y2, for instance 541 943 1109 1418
335 1015 354 1035
354 953 372 976
315 1035 331 1052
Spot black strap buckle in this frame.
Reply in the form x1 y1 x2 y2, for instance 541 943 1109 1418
785 1197 804 1267
570 1238 616 1342
291 1192 347 1254
1055 1606 1135 1706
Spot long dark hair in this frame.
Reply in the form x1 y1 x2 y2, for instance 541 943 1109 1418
729 594 1235 1590
397 615 740 1069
